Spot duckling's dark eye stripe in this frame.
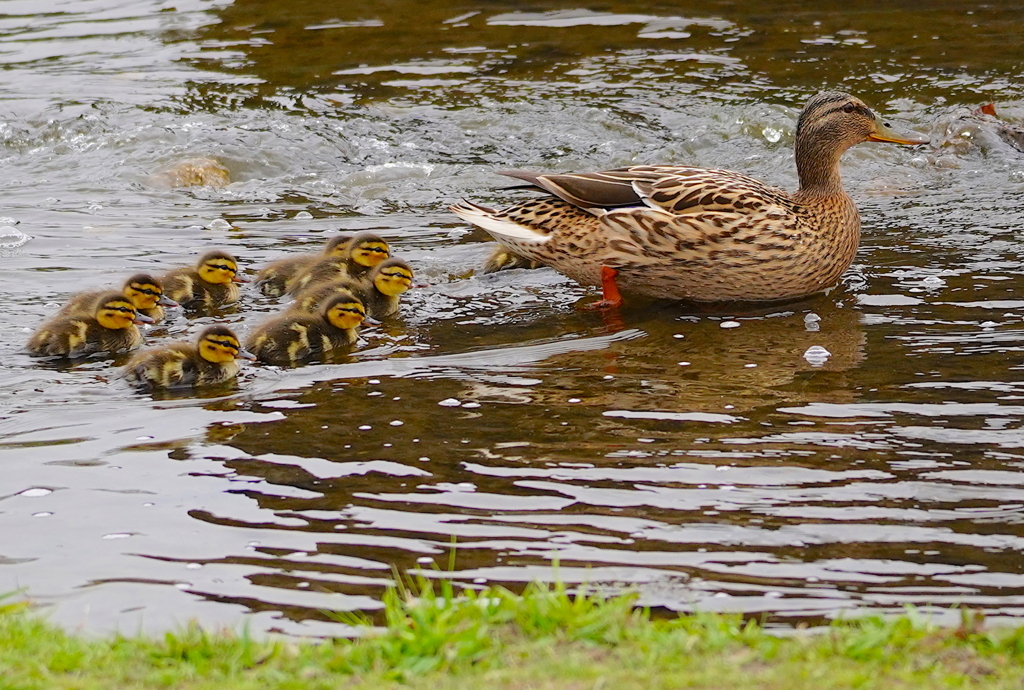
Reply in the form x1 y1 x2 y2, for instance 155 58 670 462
382 270 411 278
361 246 389 254
336 306 365 315
208 263 236 272
132 287 160 296
207 338 240 351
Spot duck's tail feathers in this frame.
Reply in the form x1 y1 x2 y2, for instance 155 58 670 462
449 200 550 245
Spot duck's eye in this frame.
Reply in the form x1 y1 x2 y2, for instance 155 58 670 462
842 103 856 114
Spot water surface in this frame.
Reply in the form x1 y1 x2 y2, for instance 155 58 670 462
2 0 1024 635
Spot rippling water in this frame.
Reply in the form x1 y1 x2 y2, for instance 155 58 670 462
2 0 1024 635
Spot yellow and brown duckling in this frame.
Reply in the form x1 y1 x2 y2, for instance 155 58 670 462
291 258 414 319
453 91 928 308
161 250 248 310
246 289 366 366
58 273 179 323
27 291 153 358
255 235 352 297
285 232 390 296
124 325 254 389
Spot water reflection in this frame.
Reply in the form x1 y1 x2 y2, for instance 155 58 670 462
1 0 1024 635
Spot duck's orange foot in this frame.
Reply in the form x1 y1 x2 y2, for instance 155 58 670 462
580 298 624 311
579 265 624 311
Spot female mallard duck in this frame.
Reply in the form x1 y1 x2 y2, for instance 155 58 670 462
285 232 390 296
58 273 179 323
255 235 351 297
27 291 154 357
124 325 255 389
246 290 366 366
452 91 928 308
161 250 248 310
291 258 414 319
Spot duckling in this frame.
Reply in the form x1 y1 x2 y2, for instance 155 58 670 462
27 291 153 358
285 232 390 296
58 273 179 323
124 325 254 389
291 258 414 319
246 290 366 366
255 235 350 297
161 250 248 310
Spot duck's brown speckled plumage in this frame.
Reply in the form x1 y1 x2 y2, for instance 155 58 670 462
453 91 927 305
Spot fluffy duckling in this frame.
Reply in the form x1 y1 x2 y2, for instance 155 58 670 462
285 232 390 296
161 250 248 310
58 273 179 323
246 290 366 366
291 258 414 319
255 235 351 297
124 325 254 389
27 291 153 358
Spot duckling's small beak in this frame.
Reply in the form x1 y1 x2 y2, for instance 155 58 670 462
232 273 251 284
236 348 257 361
134 313 156 324
157 294 179 307
868 119 929 146
363 315 382 327
413 281 429 289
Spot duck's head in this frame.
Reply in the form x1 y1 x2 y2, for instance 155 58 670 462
95 292 154 329
347 233 390 269
196 250 248 285
123 273 178 310
323 235 352 258
197 325 255 363
322 290 366 330
371 258 414 297
797 92 929 151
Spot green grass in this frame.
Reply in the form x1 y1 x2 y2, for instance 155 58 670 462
3 580 1024 689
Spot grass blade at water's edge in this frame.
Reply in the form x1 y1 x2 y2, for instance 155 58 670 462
3 580 1024 689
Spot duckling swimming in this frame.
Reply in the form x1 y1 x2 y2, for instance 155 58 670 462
58 273 178 323
124 325 254 389
27 291 153 358
285 232 390 296
161 250 248 310
291 258 414 319
246 290 366 366
255 235 351 297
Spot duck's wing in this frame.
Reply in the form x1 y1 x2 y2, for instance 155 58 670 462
628 167 794 216
499 166 689 211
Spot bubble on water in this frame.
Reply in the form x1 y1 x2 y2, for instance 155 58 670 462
205 218 233 231
32 512 52 518
567 398 581 403
390 420 404 426
368 379 380 384
763 127 783 143
638 438 655 443
673 333 685 339
294 211 314 220
803 345 831 366
297 582 310 588
175 583 191 590
462 402 481 408
922 275 945 286
980 321 999 328
744 363 757 368
438 398 461 407
0 225 30 250
678 361 691 366
186 563 202 569
416 557 434 565
418 456 430 461
102 533 132 540
713 592 730 598
473 577 487 584
720 320 740 329
358 425 372 430
19 488 51 497
765 591 783 598
603 375 614 379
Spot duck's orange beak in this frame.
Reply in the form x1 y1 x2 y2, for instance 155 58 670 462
868 118 929 145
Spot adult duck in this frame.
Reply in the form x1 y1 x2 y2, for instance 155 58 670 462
451 91 928 308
